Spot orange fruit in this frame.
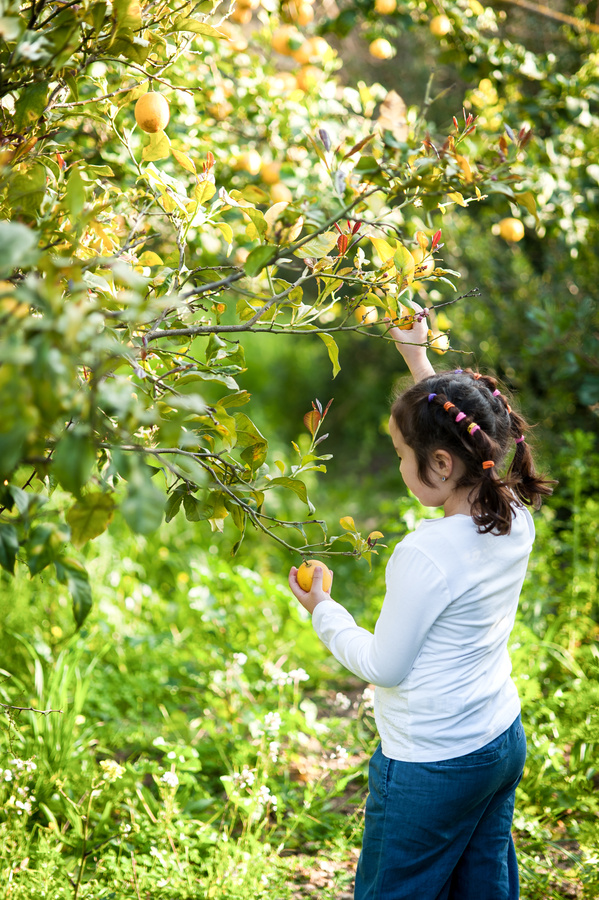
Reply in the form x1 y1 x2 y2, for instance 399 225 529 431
272 24 302 55
260 161 282 184
235 150 262 175
498 218 525 242
430 14 451 36
297 559 333 592
355 304 378 325
230 5 252 23
375 0 397 12
295 64 324 92
270 182 293 203
369 38 394 59
134 92 170 133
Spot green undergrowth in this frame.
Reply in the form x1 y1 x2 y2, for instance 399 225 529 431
1 431 598 899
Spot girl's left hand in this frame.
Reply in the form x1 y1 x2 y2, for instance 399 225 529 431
288 565 333 615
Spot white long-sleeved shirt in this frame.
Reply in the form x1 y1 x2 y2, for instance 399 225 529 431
312 505 535 762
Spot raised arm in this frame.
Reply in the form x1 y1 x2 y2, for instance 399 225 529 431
387 302 435 383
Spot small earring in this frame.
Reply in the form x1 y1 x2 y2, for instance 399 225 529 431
442 476 446 482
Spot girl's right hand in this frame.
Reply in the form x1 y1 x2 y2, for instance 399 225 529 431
386 301 435 383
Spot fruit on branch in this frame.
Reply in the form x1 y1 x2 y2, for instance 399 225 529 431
134 92 170 133
369 38 394 59
430 14 451 36
297 559 333 592
260 161 282 184
295 64 324 92
375 0 397 13
235 150 262 175
272 24 303 55
355 304 378 324
498 217 525 242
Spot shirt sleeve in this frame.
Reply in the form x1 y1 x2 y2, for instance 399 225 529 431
311 544 452 688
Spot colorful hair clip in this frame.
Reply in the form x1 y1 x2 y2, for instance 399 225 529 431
467 423 480 434
443 401 455 411
493 389 501 396
482 460 495 469
515 435 525 444
428 393 437 402
454 368 463 374
455 412 467 422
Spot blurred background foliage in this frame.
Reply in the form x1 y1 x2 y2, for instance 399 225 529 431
1 0 598 896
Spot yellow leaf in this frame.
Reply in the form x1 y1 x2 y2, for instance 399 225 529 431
448 191 467 207
369 236 395 263
340 515 356 531
194 181 216 204
455 154 473 183
172 149 196 174
368 530 384 541
415 231 428 251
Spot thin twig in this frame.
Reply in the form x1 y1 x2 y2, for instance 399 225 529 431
1 703 63 715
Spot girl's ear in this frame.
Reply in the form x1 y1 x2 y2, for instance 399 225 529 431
431 449 454 480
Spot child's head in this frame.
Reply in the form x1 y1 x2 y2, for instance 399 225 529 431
390 368 555 534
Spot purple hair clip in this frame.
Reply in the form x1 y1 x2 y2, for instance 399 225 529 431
454 368 463 374
455 412 467 422
515 435 525 444
428 393 437 402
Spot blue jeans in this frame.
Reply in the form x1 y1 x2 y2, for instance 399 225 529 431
354 715 526 900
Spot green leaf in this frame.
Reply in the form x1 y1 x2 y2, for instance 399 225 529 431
244 245 277 277
66 492 115 549
265 476 309 504
7 161 47 217
514 190 539 223
165 486 185 522
317 332 341 378
0 524 19 574
170 17 225 36
121 465 164 533
65 168 86 218
0 222 39 277
13 82 48 133
53 431 95 498
55 557 92 628
234 413 268 470
27 523 70 575
294 232 338 260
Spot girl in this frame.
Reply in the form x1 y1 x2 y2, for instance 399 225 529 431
288 310 554 900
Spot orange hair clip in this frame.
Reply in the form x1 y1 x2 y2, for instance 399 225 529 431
443 401 455 411
482 460 495 469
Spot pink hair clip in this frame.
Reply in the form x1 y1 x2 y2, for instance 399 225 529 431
455 412 467 422
467 423 480 434
515 435 525 444
493 389 501 396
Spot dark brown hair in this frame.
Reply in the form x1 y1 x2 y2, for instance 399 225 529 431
391 368 556 535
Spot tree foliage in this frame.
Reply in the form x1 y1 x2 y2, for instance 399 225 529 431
0 0 543 622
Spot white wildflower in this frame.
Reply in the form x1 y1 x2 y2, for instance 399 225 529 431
362 687 375 710
268 741 280 763
161 771 179 788
264 711 282 735
99 760 125 782
335 692 352 710
233 652 247 667
288 668 310 683
152 736 167 747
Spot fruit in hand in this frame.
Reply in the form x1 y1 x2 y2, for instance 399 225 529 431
134 92 170 133
297 560 333 593
498 218 525 242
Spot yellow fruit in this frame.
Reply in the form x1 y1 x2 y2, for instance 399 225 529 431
270 182 293 203
429 331 450 354
230 5 252 23
288 0 314 24
411 247 435 278
297 559 333 593
295 64 324 92
236 0 260 8
430 14 451 36
235 150 262 175
272 24 302 55
369 38 394 59
134 92 170 133
207 100 233 120
270 72 298 93
292 40 313 64
387 303 415 329
498 217 525 242
355 305 378 325
261 161 282 184
375 0 397 12
294 35 330 62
